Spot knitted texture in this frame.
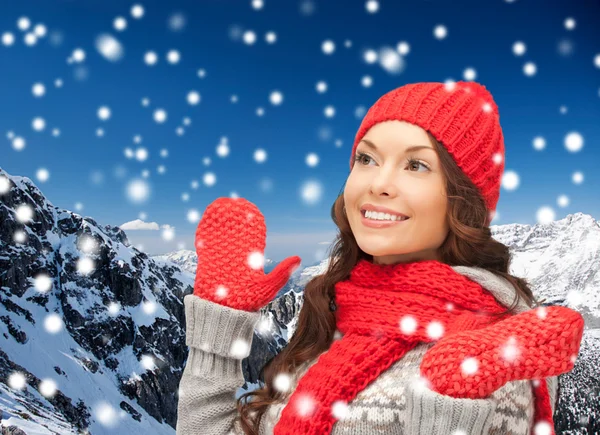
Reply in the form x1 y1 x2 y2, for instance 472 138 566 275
273 259 584 435
419 304 583 399
193 197 301 312
350 81 505 214
176 265 562 434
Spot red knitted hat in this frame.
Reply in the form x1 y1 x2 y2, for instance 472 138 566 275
350 81 505 215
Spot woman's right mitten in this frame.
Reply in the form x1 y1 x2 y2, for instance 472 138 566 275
193 197 302 312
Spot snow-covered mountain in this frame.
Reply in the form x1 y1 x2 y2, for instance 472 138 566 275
491 213 600 326
1 167 598 434
0 168 196 434
0 167 307 435
153 250 277 276
152 250 199 275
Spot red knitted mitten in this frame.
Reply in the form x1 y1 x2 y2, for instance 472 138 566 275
193 197 302 312
419 305 584 398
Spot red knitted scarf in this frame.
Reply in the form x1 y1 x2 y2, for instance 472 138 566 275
273 259 555 434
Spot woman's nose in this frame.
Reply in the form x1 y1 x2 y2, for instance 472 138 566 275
369 169 399 197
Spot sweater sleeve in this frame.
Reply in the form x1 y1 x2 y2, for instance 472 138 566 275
404 377 536 434
176 294 262 435
547 375 559 415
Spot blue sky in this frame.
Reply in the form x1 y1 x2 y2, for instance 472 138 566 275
1 0 599 264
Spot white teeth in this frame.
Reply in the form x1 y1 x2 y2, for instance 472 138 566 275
364 210 406 221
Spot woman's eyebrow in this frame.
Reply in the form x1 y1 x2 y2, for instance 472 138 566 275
359 139 434 153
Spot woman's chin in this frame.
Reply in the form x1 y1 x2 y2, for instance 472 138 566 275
357 243 402 258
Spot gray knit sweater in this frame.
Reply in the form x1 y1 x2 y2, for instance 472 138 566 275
176 265 559 434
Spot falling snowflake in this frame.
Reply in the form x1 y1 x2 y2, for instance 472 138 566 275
536 206 555 224
144 51 158 65
187 209 200 223
34 274 53 293
305 153 319 167
216 141 229 157
166 49 181 64
564 131 584 152
36 168 50 182
39 378 58 398
523 62 537 76
230 338 250 358
243 30 257 45
187 91 201 105
153 109 167 123
501 336 521 363
72 48 86 63
557 194 569 207
248 251 265 270
44 313 64 334
397 41 410 55
461 357 479 375
160 226 175 242
95 34 124 62
513 41 526 56
300 180 323 205
400 315 418 334
2 32 15 46
126 179 151 203
131 4 144 19
331 400 350 420
32 82 45 97
142 300 157 314
269 90 283 105
94 402 119 428
433 25 448 40
294 393 316 418
8 372 27 390
363 49 377 64
15 204 34 223
426 321 444 339
463 67 477 81
532 136 546 150
254 148 267 163
32 117 46 131
97 106 111 121
322 39 335 55
114 16 127 31
501 170 520 191
265 31 277 44
273 372 292 393
378 47 404 74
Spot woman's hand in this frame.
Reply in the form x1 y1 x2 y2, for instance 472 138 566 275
193 197 302 312
419 305 584 399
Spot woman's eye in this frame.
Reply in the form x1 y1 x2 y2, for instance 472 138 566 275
354 153 373 165
354 153 430 172
406 158 430 172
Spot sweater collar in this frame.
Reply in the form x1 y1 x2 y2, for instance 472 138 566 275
450 264 531 313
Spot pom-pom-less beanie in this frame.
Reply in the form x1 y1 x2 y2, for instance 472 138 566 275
350 81 505 215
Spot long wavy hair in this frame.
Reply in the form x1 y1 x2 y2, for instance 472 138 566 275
235 131 547 434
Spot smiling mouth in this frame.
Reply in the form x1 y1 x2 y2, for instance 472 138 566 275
360 209 410 222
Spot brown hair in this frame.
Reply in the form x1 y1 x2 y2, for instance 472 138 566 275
234 132 547 433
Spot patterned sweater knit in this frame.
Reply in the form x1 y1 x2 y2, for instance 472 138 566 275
175 265 559 435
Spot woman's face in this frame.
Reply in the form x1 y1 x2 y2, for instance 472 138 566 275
343 120 450 265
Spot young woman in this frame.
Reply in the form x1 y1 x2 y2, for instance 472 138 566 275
176 81 584 435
